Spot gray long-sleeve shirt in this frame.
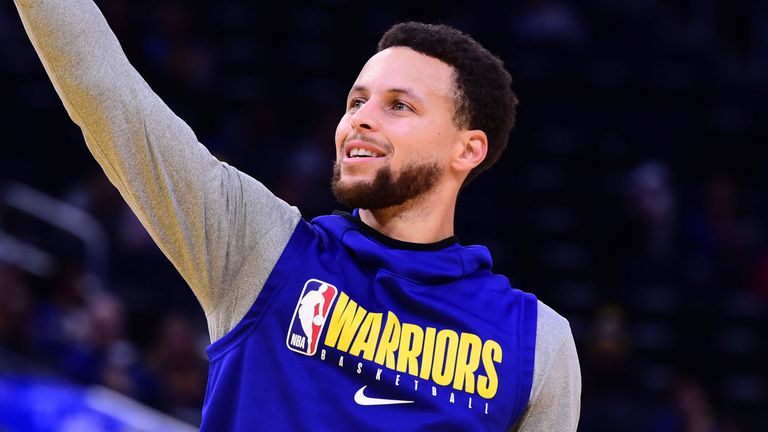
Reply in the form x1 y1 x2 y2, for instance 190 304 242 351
12 0 581 430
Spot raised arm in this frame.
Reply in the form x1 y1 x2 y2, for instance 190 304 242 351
13 0 300 340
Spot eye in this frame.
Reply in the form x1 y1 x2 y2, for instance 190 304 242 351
391 101 412 112
348 98 366 111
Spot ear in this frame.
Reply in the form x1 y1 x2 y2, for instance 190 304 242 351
452 129 488 174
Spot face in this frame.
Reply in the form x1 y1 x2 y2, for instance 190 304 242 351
332 47 464 210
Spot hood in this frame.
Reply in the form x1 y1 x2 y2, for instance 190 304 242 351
310 210 494 284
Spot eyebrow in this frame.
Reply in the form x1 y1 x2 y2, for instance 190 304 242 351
348 85 424 103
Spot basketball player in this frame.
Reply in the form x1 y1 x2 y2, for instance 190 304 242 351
13 0 581 430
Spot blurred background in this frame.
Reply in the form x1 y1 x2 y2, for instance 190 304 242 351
1 0 766 430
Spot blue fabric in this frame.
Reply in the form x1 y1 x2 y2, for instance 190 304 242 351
201 213 537 431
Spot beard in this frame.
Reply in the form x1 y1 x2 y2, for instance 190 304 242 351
331 160 442 210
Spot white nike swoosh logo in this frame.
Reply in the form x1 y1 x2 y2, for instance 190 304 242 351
354 385 415 406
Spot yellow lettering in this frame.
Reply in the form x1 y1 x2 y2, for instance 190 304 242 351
452 333 482 393
396 323 424 376
419 327 436 380
323 292 367 351
349 312 382 360
324 292 502 400
373 311 401 368
431 329 459 386
477 340 502 399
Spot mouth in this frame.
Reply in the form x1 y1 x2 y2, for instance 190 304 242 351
347 147 384 158
342 140 388 162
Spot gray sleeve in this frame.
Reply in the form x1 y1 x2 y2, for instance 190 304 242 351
13 0 299 342
511 301 582 432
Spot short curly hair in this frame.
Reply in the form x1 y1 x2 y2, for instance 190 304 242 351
377 22 518 185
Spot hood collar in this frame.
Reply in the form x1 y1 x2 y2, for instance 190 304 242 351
315 210 493 283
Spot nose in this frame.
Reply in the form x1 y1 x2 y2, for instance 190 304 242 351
350 101 378 132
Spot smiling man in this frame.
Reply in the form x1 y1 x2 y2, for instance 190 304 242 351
13 0 580 430
332 46 472 241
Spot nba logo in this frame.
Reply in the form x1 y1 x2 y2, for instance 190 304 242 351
286 279 338 356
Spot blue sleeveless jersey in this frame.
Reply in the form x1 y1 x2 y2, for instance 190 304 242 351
201 212 537 431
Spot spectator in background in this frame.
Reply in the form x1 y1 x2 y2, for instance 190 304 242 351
627 161 678 263
58 292 160 405
579 305 645 432
696 174 762 290
31 265 90 365
0 264 33 355
619 160 689 302
147 312 207 424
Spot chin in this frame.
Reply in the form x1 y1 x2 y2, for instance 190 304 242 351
339 171 376 186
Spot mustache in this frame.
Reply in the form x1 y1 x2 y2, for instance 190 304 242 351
342 134 392 152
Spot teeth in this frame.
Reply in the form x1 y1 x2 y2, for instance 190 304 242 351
349 148 380 158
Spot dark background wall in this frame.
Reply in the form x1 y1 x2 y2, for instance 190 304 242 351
1 0 766 430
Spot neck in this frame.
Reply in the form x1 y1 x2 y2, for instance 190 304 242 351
359 187 457 244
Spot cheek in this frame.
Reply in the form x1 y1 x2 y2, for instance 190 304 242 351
334 116 349 154
403 125 454 161
402 128 455 167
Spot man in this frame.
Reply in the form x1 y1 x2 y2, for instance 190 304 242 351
13 0 580 430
